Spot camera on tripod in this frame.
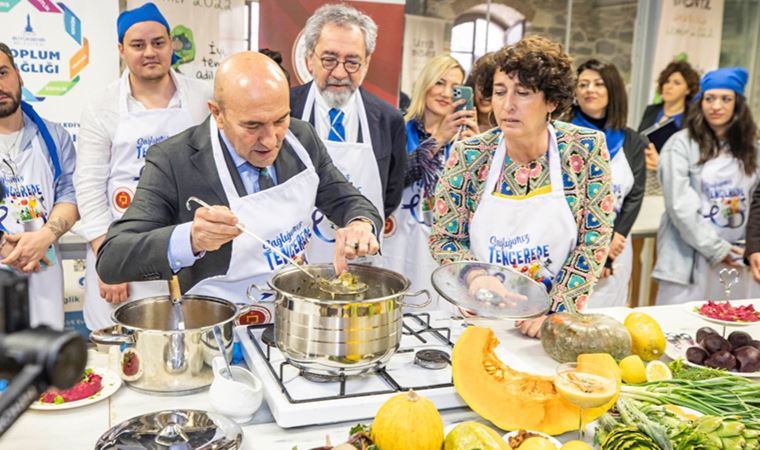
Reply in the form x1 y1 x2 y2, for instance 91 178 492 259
0 251 87 437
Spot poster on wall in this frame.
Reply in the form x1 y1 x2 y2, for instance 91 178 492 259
401 14 446 98
127 0 247 85
258 0 405 107
0 0 120 145
650 0 725 97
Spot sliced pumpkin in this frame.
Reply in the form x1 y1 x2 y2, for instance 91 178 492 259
451 326 621 436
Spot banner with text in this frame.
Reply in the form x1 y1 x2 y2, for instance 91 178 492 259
127 0 247 84
0 0 120 145
401 14 446 97
650 0 725 97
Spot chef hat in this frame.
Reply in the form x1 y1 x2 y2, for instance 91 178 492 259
698 67 749 97
117 3 171 43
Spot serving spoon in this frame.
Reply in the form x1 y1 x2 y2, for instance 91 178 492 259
185 196 367 295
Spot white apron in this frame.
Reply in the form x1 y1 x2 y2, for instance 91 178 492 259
381 177 438 298
301 84 384 264
83 71 196 330
657 151 760 305
586 149 635 308
0 136 64 329
470 126 578 302
186 117 318 305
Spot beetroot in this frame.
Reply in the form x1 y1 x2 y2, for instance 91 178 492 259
40 370 102 404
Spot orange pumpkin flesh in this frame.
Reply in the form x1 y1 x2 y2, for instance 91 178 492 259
451 326 621 436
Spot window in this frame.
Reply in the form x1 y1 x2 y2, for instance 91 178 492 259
450 4 525 73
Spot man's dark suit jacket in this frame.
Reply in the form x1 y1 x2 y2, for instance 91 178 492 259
290 82 406 218
96 117 383 293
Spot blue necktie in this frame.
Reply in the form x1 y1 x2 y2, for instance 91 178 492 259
328 108 345 142
257 167 274 191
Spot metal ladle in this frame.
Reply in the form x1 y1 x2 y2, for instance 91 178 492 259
185 196 367 295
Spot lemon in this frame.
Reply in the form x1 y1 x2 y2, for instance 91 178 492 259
645 360 672 382
624 312 666 361
560 441 592 450
619 355 647 384
519 436 557 450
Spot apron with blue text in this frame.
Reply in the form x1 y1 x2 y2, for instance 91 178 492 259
469 125 578 300
186 117 318 306
586 148 634 308
657 150 760 305
83 71 196 330
381 121 441 300
0 136 64 329
300 84 384 264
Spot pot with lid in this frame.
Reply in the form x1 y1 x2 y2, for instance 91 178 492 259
250 263 431 375
90 295 237 395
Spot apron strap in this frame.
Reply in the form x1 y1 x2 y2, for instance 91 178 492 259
20 102 61 181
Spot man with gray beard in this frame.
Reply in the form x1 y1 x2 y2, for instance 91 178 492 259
290 3 406 264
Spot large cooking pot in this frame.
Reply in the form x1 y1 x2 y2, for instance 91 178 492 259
249 264 431 376
90 295 237 395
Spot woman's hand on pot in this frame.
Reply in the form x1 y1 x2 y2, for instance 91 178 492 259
515 315 548 339
609 232 626 260
333 220 379 275
467 274 528 306
190 205 241 254
645 143 659 171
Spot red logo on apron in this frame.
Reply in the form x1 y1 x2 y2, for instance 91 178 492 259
383 215 396 237
112 188 134 213
237 305 273 325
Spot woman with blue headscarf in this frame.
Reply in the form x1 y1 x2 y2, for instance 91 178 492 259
566 59 647 308
654 67 760 304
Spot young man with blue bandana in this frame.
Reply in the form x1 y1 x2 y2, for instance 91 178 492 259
0 43 78 329
75 2 212 330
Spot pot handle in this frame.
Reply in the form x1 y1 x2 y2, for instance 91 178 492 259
398 289 432 309
246 284 276 303
90 325 134 346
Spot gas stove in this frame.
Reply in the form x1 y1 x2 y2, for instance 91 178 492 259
235 310 468 428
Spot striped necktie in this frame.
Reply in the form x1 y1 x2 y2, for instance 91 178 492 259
257 167 274 191
328 108 346 142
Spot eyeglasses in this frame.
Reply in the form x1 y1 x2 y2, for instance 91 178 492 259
319 56 362 74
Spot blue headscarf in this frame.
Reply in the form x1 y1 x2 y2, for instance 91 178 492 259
696 67 748 99
117 2 180 65
569 108 625 160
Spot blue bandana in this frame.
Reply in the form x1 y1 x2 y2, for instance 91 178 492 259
697 67 748 98
117 2 179 65
570 108 625 160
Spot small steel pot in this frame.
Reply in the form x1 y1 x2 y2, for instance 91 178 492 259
249 264 431 375
90 295 237 395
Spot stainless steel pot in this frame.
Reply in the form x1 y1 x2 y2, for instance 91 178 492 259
90 295 237 395
249 264 431 375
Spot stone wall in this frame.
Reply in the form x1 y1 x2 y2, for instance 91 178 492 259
408 0 639 83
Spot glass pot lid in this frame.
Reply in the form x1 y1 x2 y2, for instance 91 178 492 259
431 261 552 319
95 409 242 449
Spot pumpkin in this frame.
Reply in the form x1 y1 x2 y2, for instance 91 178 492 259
370 389 444 450
444 421 512 450
452 326 621 436
540 312 632 363
624 312 666 361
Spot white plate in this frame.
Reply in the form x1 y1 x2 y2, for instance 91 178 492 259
686 300 760 328
664 339 760 378
503 430 562 448
30 367 122 411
